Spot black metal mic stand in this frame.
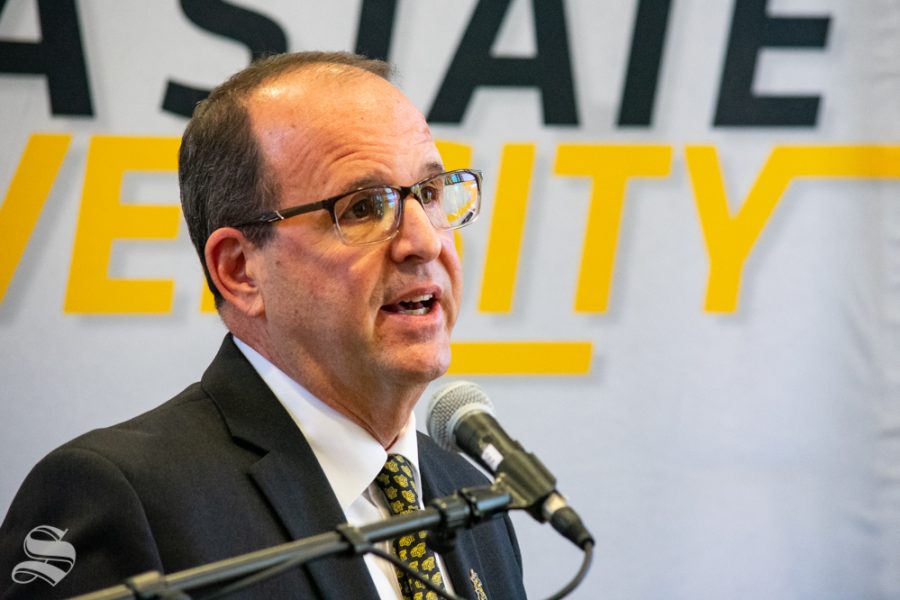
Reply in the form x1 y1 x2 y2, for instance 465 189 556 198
68 486 511 600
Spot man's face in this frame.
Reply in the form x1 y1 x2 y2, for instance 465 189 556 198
244 69 462 409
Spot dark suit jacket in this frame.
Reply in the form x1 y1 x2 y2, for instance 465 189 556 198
0 336 526 599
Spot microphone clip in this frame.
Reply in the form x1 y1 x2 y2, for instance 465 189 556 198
426 485 512 554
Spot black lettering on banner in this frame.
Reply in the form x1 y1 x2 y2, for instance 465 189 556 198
714 0 830 126
163 0 288 118
0 0 93 116
427 0 579 125
617 0 673 127
354 0 398 61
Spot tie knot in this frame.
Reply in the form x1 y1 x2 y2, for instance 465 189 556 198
374 453 419 515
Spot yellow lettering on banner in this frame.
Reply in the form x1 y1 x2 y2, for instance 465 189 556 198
435 141 472 171
449 342 593 375
65 136 181 313
200 283 216 313
436 141 593 375
686 145 900 312
554 145 672 312
0 134 71 303
479 144 536 312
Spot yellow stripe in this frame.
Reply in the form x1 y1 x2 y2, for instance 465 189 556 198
449 342 593 375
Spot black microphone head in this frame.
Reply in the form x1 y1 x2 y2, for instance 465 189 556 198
426 381 495 452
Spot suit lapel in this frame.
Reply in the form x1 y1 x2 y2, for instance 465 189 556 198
201 336 379 599
418 437 492 600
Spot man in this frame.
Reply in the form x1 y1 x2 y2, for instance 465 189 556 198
0 52 526 599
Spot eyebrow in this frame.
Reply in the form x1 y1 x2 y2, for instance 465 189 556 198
343 161 447 191
422 161 445 177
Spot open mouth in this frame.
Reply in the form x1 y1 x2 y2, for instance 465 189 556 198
382 293 437 316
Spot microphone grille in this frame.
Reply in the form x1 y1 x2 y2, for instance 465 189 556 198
426 381 494 451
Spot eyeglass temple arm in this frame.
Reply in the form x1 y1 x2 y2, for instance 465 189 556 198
259 200 334 223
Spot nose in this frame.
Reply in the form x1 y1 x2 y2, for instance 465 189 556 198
389 196 442 263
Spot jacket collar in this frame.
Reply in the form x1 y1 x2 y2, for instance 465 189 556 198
418 433 496 600
200 335 379 598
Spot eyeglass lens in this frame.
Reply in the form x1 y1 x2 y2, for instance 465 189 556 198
332 170 480 244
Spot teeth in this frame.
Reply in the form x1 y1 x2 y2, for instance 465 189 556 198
401 293 433 303
389 293 435 315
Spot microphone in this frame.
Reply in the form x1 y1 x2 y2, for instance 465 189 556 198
426 381 593 549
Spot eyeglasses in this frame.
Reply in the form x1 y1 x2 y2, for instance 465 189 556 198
232 169 482 246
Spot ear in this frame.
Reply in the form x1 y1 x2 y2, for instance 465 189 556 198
204 227 265 317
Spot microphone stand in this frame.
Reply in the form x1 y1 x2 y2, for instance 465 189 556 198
68 486 511 600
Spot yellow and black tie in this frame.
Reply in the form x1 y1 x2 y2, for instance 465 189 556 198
374 453 447 600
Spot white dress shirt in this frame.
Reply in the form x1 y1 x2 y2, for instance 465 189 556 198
233 337 452 599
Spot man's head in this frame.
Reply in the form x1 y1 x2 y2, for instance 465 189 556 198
179 52 469 445
179 52 392 303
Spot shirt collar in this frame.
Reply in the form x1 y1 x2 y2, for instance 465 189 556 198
232 337 421 510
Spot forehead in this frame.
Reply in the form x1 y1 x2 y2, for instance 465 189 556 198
246 67 441 198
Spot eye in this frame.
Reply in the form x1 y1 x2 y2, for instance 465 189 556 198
419 184 441 206
349 197 373 219
338 189 391 224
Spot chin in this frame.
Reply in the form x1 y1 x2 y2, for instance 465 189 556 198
390 346 451 384
410 358 451 383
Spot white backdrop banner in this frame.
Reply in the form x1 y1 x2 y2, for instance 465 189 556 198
2 1 899 598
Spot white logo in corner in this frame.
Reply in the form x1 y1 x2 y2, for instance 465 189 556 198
11 525 76 586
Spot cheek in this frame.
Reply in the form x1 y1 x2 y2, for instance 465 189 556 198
261 232 381 324
319 248 387 310
264 246 336 313
441 240 464 304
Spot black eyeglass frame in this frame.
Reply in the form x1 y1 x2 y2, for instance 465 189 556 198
230 168 483 246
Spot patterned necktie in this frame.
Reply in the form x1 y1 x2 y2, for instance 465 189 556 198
374 453 447 600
